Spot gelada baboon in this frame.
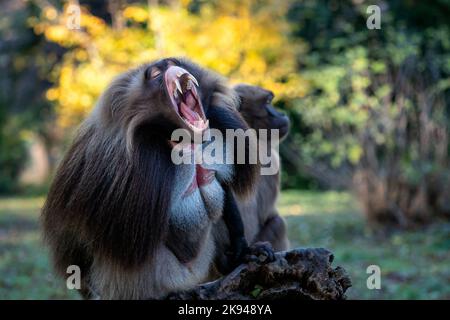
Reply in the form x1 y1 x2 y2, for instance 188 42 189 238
213 84 290 275
41 58 259 299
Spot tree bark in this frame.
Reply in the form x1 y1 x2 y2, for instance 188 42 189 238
167 247 352 300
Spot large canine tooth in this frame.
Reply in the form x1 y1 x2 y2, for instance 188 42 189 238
189 75 199 87
176 71 184 78
175 79 183 94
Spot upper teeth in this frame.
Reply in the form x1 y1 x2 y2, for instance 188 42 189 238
188 75 199 87
175 79 183 94
173 73 199 95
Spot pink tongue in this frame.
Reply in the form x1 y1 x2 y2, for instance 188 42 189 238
180 102 200 123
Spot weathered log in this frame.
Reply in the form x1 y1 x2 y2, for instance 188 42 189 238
167 247 352 300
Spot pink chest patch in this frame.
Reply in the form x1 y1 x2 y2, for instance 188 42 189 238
183 165 216 198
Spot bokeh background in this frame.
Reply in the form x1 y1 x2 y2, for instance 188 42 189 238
1 0 449 299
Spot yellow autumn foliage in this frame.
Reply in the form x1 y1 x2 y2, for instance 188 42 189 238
32 0 306 129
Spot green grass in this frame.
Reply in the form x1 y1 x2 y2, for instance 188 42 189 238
0 197 78 299
0 192 449 299
279 190 450 299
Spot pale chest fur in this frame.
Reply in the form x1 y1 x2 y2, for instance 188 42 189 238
169 143 234 229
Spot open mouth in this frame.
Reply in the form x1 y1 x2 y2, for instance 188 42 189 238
165 66 208 133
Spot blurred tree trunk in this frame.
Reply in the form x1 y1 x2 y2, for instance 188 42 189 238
353 58 450 228
108 0 125 31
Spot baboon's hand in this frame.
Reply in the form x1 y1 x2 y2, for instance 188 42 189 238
244 241 275 263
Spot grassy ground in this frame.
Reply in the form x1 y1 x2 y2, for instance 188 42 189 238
0 192 449 299
281 191 450 299
0 197 78 299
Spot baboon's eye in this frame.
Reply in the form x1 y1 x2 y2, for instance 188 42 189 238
150 67 161 79
144 66 161 81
